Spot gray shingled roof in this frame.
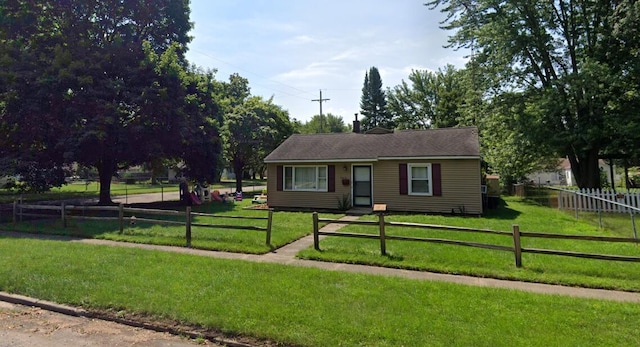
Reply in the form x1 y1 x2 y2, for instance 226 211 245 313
264 126 480 163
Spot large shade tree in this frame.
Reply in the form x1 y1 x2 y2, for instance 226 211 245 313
428 0 640 189
297 113 349 134
388 65 466 129
221 94 293 192
0 0 219 203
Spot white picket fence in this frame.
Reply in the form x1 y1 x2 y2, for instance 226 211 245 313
558 189 640 213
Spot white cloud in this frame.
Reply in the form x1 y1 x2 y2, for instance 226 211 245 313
281 35 317 45
186 0 469 122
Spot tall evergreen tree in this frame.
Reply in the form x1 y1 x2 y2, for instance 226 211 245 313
360 67 393 131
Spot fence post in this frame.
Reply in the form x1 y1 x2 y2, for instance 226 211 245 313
12 200 17 225
379 213 386 256
512 224 522 268
574 193 579 219
631 211 637 240
266 209 273 245
557 191 563 210
119 203 124 234
161 186 164 202
61 202 66 228
313 212 320 251
186 206 192 247
597 200 602 229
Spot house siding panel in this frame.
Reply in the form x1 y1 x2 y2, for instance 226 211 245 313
267 163 351 210
373 159 482 214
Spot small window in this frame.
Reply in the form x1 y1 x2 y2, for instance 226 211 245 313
284 166 328 192
409 163 432 195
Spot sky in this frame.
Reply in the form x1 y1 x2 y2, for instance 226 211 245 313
185 0 469 123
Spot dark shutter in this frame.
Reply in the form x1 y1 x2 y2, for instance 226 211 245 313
276 165 283 191
328 165 335 192
399 163 408 195
432 163 442 196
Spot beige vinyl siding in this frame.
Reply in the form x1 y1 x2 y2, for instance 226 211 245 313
373 159 482 214
266 163 351 210
267 159 482 214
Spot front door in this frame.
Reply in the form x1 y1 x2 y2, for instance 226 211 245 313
353 165 372 207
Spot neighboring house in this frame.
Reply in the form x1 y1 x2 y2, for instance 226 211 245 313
263 126 483 214
527 158 617 187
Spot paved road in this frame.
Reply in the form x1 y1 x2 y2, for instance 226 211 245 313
111 185 266 205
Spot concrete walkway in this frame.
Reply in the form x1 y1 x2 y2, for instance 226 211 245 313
2 214 640 303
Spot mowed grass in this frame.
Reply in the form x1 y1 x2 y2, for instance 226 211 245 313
6 200 338 254
299 197 640 291
0 237 638 347
0 182 176 203
0 179 266 203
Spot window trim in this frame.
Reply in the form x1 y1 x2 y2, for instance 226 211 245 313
408 163 433 196
283 165 328 192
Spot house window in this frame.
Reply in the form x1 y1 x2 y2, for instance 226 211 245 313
284 166 327 191
409 163 432 195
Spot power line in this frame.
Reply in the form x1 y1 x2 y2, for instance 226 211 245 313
311 89 330 132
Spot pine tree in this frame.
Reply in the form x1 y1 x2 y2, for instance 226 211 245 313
360 67 393 131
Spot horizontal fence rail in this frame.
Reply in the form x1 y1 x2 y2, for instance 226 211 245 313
312 212 640 268
12 202 273 247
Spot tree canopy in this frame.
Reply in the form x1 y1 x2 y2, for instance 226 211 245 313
388 65 466 129
0 0 223 202
427 0 640 189
221 94 293 192
295 113 349 134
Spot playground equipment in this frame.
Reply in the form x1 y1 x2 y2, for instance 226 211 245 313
194 183 211 202
201 186 211 202
212 190 223 202
189 191 202 205
252 194 267 204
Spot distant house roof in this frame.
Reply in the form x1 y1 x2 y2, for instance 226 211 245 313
264 126 480 163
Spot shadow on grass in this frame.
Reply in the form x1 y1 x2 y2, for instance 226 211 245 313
483 198 521 220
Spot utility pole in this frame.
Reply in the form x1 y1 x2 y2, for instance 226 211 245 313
311 89 330 132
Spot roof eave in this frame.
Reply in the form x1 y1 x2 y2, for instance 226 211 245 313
264 155 481 164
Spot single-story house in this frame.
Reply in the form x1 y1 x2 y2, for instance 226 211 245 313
263 126 482 214
527 158 617 187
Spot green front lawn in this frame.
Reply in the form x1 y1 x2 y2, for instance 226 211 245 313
0 238 638 347
0 179 267 203
6 200 337 254
299 197 640 291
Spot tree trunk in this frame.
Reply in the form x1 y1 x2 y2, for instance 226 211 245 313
567 148 601 189
97 156 116 205
234 159 243 193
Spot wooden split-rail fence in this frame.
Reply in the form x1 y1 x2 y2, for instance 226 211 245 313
12 202 273 247
312 212 640 268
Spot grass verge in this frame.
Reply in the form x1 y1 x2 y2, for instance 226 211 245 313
0 237 638 347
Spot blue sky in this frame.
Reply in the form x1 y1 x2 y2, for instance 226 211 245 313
185 0 468 123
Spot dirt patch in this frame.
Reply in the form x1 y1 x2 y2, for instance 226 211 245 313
0 301 280 347
86 307 281 347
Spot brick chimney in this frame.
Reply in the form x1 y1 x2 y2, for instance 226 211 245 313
353 113 360 133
